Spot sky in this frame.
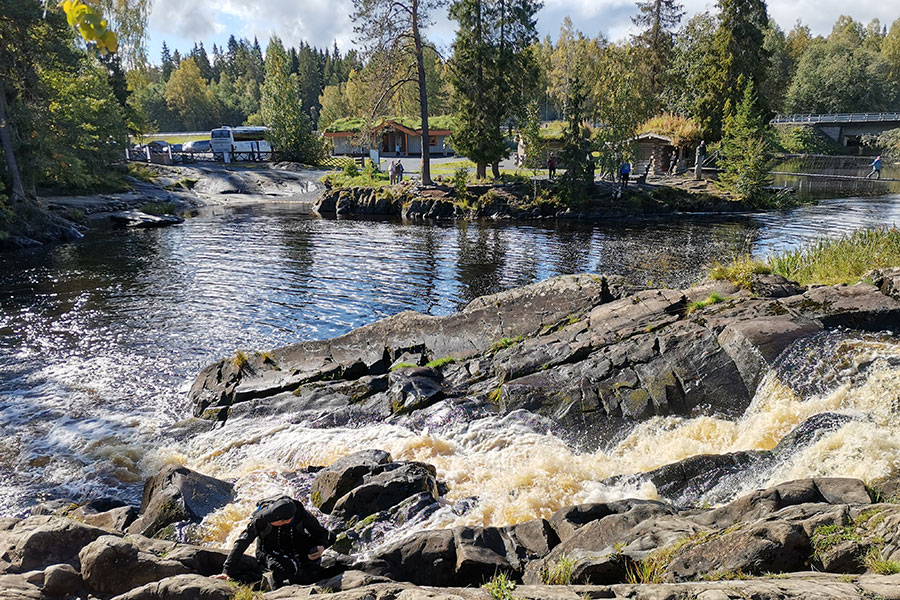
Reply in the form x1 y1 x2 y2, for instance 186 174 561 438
146 0 899 63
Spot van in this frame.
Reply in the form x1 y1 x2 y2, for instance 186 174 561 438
183 139 211 153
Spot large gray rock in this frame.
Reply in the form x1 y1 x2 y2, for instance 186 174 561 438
127 465 234 538
42 563 83 597
369 529 457 586
109 574 236 600
79 535 190 596
0 516 110 572
310 450 392 513
331 462 439 521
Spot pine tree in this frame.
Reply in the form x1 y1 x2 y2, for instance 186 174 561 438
160 41 174 80
631 0 684 100
558 75 593 205
718 78 771 204
261 37 322 163
192 42 212 81
449 0 542 179
696 0 769 139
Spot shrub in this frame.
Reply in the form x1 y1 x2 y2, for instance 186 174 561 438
425 357 457 369
483 572 515 600
686 292 729 314
343 162 360 178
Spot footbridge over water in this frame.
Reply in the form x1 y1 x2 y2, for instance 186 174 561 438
771 113 900 147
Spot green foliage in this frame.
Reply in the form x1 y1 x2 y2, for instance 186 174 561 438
638 114 702 147
448 0 542 176
811 524 863 561
686 292 729 314
541 555 576 585
344 162 360 178
261 37 324 164
232 351 249 371
631 0 684 103
717 79 771 204
490 336 523 352
865 549 900 575
390 363 418 371
425 357 457 369
708 255 771 289
768 228 900 286
785 33 896 114
774 125 843 155
483 572 515 600
35 59 129 193
557 77 593 205
320 162 390 189
451 167 469 197
873 128 900 161
126 163 157 183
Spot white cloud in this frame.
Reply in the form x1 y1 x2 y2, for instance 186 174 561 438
148 0 900 59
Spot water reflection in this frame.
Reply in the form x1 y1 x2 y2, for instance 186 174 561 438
0 197 898 513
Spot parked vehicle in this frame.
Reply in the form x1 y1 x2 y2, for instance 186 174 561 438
183 139 211 153
210 126 271 159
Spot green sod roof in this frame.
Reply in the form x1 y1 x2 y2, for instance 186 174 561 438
324 115 456 133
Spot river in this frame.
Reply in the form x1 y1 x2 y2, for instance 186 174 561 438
1 196 900 548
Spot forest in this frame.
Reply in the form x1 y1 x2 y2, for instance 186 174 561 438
1 0 899 200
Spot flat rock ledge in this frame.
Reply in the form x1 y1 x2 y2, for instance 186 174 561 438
188 269 900 441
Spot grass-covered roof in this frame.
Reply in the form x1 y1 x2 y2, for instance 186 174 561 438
324 115 456 133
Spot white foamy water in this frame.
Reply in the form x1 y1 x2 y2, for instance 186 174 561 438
182 331 900 552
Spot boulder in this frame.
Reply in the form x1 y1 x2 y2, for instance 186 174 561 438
387 368 445 414
0 574 43 599
453 526 517 584
667 520 811 580
331 492 441 555
109 210 184 228
331 462 439 521
548 499 670 543
750 274 806 298
42 563 83 597
79 535 190 596
109 574 236 600
310 449 392 513
0 516 110 572
369 529 457 586
127 465 234 538
782 283 900 331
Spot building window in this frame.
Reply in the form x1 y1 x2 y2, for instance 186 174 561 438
429 135 437 147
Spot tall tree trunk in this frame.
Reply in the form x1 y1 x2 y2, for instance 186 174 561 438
411 0 431 186
0 87 25 202
492 161 500 178
476 162 486 179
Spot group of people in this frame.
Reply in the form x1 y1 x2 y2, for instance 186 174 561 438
388 160 405 184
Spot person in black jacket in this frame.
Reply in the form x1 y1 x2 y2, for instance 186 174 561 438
212 496 331 590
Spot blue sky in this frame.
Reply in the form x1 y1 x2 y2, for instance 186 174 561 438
146 0 899 64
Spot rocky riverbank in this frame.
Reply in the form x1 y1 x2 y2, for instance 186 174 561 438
313 178 764 221
2 163 325 250
5 270 900 598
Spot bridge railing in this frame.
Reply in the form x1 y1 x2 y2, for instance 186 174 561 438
771 113 900 125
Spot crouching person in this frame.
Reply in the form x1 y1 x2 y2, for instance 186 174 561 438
213 495 332 590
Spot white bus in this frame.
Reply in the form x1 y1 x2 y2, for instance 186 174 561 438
210 126 272 160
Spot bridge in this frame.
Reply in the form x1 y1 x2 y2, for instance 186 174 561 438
771 113 900 147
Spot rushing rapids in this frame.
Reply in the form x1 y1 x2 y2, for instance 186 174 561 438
183 327 900 552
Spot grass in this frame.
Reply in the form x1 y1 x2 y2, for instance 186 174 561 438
709 228 900 290
490 336 523 352
686 292 729 315
810 524 864 561
232 351 249 371
483 572 516 600
126 162 158 183
320 162 391 188
541 555 576 585
425 356 457 369
865 548 900 575
163 178 198 191
768 228 900 286
390 362 418 371
708 255 772 289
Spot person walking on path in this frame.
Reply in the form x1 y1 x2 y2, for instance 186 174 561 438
866 155 883 179
619 159 632 189
547 155 557 180
213 495 333 591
